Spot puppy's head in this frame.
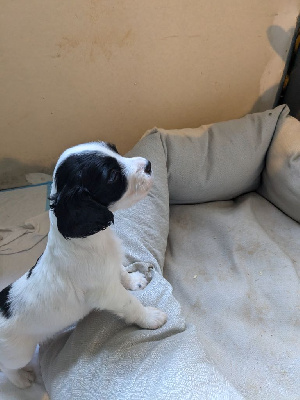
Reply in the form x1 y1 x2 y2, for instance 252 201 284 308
50 142 152 239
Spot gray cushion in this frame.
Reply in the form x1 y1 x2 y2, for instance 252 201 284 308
152 105 289 204
259 115 300 222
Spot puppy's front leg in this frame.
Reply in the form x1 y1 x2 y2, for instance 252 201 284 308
103 284 167 330
1 365 35 389
120 265 148 291
0 337 36 388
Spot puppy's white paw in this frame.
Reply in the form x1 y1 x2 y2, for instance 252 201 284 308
127 271 148 291
5 366 35 389
139 307 167 329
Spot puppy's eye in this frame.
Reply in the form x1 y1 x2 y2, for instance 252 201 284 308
108 169 120 184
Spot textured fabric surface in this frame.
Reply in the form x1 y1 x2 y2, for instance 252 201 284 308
0 212 49 255
259 115 300 222
0 184 50 290
151 105 289 204
164 194 300 399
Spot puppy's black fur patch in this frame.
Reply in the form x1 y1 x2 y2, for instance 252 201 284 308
27 254 42 279
50 151 127 239
0 284 12 318
105 143 119 154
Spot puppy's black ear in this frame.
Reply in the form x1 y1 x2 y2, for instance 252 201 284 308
106 143 119 154
50 186 114 239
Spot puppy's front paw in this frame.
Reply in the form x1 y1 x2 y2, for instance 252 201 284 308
139 307 167 329
127 271 148 291
5 366 36 388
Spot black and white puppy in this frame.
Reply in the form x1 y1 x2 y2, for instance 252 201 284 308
0 142 167 388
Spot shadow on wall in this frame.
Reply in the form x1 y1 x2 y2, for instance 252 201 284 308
0 158 54 190
267 25 295 61
250 24 297 114
250 84 280 114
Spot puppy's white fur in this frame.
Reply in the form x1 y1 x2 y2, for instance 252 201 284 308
0 142 167 388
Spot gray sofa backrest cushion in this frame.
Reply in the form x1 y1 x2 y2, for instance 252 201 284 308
148 105 289 204
259 115 300 223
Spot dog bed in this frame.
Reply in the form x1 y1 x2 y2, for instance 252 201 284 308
1 104 300 399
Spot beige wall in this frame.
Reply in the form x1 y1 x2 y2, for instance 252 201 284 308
1 0 299 188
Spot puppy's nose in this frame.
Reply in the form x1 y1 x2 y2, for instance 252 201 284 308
144 160 152 175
